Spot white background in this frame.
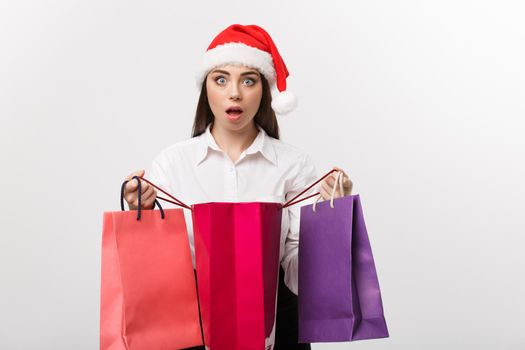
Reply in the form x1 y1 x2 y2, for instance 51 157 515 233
1 0 524 349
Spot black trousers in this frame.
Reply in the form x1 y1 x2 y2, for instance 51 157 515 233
185 266 310 349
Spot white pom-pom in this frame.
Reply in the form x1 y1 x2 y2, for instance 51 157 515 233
271 90 298 115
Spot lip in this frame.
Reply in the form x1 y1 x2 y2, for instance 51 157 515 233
226 111 243 121
226 105 244 122
226 105 244 112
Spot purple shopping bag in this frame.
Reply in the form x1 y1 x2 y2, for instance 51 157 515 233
297 193 389 342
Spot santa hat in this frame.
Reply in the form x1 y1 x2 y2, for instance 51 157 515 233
195 24 297 115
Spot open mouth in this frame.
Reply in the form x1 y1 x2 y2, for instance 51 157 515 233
226 106 243 120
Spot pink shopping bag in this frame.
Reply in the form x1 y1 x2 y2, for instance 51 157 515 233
192 202 282 350
100 176 203 349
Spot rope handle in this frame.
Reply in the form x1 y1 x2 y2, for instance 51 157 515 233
312 170 344 212
139 176 192 210
126 169 342 211
120 176 165 220
282 169 338 208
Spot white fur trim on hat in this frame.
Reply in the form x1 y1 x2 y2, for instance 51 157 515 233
271 89 298 115
195 42 276 87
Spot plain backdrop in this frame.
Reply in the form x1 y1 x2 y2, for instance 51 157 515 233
1 0 524 349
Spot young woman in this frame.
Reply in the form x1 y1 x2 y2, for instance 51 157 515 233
122 24 353 350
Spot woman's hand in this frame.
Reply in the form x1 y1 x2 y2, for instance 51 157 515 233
123 169 157 210
319 166 353 200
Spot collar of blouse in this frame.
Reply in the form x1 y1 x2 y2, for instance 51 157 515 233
195 124 277 167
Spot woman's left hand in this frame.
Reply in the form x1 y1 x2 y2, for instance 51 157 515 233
320 166 353 200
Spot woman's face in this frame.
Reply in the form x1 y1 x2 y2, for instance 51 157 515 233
206 64 263 132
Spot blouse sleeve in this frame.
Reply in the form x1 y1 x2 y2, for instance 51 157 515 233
280 153 320 295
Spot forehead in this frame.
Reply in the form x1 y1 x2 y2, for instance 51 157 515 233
210 64 261 75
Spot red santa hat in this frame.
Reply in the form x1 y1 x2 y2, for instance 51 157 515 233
196 24 298 115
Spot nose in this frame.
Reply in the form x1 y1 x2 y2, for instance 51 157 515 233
229 83 241 101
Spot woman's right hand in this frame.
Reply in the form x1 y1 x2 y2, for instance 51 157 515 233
123 169 157 210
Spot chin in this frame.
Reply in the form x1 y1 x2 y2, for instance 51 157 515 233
218 115 255 130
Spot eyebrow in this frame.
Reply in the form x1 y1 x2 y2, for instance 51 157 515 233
210 69 260 76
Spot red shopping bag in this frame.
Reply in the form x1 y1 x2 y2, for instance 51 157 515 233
100 177 203 350
192 202 282 350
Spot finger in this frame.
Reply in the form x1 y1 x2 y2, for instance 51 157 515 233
332 165 345 173
320 187 330 201
129 181 150 206
333 166 349 179
347 182 353 195
342 175 353 187
124 171 145 193
147 187 158 200
140 181 159 201
124 179 137 194
128 178 151 196
332 166 343 174
126 178 143 194
139 181 150 194
125 192 139 207
141 186 155 202
324 177 336 193
321 181 332 196
142 189 157 208
344 179 353 190
322 175 334 186
125 169 145 181
127 182 146 207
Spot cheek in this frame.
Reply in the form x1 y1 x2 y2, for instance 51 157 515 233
206 85 222 110
246 87 263 110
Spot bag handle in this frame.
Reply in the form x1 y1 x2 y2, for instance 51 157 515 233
139 177 193 211
126 170 340 212
120 176 165 220
282 169 337 208
312 170 344 212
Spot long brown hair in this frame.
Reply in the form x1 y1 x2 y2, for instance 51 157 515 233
191 73 280 139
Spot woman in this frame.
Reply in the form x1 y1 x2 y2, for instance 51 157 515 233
123 24 353 349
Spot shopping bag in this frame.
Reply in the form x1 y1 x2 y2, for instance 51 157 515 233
100 176 203 350
191 202 282 350
297 172 389 342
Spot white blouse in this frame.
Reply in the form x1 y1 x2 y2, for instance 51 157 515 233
148 123 319 295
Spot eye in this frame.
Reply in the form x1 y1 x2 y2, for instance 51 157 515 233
214 76 227 85
243 78 257 86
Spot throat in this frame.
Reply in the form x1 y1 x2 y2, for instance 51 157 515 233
211 122 259 160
